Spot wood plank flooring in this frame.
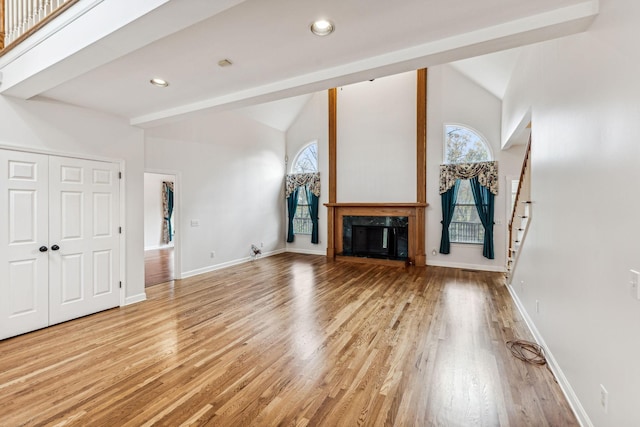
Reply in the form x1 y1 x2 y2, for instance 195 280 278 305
0 253 578 426
145 247 174 287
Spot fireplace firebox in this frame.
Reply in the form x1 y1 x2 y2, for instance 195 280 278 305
342 216 408 260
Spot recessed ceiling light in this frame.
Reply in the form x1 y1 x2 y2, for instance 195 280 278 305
150 78 169 87
310 19 334 36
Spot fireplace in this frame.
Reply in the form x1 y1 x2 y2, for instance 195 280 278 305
342 216 408 260
325 203 426 266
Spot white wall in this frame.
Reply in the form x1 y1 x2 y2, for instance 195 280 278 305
285 92 328 254
0 96 145 302
144 173 175 249
286 68 522 270
336 71 417 203
145 111 285 277
504 1 640 425
426 65 524 272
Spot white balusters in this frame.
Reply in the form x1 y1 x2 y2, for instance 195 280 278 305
2 0 73 48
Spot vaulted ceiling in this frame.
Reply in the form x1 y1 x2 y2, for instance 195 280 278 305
2 0 599 128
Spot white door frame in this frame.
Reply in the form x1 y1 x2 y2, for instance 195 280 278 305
144 168 182 280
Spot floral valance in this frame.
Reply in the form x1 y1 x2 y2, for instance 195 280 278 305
285 173 320 198
439 161 498 195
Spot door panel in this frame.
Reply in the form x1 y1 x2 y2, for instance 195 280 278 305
0 151 49 340
9 259 38 314
93 250 112 296
49 156 120 325
9 190 37 243
61 253 83 303
61 191 83 239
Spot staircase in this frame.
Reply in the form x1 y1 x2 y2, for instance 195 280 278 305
507 136 532 280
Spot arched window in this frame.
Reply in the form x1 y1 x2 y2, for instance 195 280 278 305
290 142 318 235
444 124 491 164
291 142 318 174
444 125 491 244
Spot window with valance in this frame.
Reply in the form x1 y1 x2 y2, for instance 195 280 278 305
286 173 320 244
440 124 497 259
286 142 320 244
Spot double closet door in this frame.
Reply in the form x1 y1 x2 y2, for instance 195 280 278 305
0 150 121 340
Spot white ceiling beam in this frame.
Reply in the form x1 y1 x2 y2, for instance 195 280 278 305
131 0 599 128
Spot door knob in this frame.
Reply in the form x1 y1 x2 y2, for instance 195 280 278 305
39 246 48 252
51 245 60 251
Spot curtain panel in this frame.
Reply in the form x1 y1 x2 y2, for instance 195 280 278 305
306 187 320 244
439 161 498 196
286 187 299 243
470 177 495 259
162 181 174 244
439 181 460 254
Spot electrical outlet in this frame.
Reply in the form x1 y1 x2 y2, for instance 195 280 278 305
210 251 215 258
190 219 200 227
535 300 540 314
600 384 609 413
260 242 264 248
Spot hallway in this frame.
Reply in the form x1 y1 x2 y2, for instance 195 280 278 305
144 247 174 287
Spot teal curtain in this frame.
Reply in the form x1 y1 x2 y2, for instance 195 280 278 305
162 182 174 243
286 187 299 243
439 180 460 254
305 185 319 244
469 177 495 259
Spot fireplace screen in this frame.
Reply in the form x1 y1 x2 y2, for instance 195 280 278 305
343 216 408 260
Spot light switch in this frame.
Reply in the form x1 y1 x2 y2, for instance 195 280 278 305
631 270 640 300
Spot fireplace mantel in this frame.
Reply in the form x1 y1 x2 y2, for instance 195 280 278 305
325 202 427 208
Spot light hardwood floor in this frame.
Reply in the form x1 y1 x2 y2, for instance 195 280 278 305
0 253 578 426
145 247 174 287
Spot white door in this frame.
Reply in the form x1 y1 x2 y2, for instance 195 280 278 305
0 151 50 339
48 156 120 325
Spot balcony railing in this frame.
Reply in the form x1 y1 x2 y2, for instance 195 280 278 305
1 0 79 52
450 221 484 244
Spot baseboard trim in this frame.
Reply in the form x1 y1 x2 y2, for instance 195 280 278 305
426 259 506 273
124 292 147 306
181 248 286 279
506 284 592 427
285 248 326 256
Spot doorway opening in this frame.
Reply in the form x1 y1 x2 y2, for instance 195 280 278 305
144 172 178 287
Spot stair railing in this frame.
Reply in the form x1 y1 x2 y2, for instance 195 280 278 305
1 0 79 55
507 135 532 274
